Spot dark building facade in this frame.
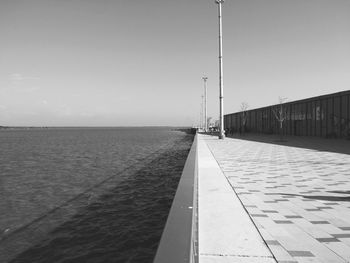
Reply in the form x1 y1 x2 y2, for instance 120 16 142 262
224 90 350 139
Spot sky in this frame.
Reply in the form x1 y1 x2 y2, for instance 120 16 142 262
0 0 349 126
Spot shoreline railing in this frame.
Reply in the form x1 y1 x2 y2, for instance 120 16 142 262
154 135 198 263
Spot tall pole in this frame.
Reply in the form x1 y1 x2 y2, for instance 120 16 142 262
202 76 208 132
216 0 225 139
200 95 204 130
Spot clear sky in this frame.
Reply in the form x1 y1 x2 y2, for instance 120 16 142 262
0 0 349 126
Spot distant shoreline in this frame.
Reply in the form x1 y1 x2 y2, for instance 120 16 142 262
0 126 197 134
0 126 191 129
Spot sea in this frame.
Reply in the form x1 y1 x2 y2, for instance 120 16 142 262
0 127 194 263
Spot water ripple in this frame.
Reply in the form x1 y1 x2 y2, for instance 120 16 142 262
0 128 193 263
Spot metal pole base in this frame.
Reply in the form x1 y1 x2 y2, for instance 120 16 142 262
218 132 225 139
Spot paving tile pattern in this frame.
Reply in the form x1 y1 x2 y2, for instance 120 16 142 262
204 135 350 263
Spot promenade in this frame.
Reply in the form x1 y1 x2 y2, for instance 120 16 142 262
198 134 350 263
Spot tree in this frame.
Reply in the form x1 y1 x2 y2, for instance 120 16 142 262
207 117 212 129
240 102 249 134
272 97 288 141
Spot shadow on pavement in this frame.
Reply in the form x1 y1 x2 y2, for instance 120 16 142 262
270 192 350 202
224 133 350 155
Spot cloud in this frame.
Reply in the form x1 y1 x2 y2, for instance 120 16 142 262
23 86 41 93
10 73 40 82
56 104 72 117
10 73 24 81
8 73 41 93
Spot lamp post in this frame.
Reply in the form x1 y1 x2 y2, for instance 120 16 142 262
200 94 204 131
215 0 225 139
202 76 208 132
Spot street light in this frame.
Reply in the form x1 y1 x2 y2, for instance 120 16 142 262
215 0 225 139
202 76 208 132
200 95 203 130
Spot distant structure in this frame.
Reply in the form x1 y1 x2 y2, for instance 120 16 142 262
224 90 350 139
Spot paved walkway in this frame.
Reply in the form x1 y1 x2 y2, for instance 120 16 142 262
199 134 350 263
197 136 275 262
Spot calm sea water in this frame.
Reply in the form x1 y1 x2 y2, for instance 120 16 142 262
0 127 194 263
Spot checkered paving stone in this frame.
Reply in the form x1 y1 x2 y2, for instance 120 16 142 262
203 135 350 263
